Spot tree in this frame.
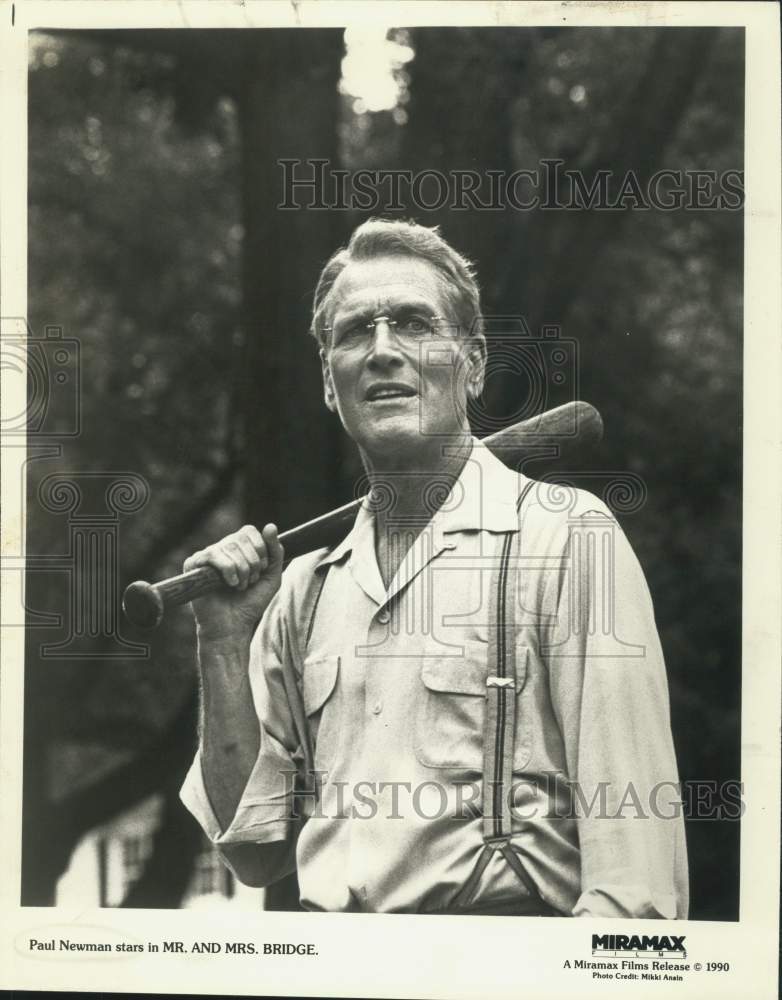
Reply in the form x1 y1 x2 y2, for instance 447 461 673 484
24 28 345 908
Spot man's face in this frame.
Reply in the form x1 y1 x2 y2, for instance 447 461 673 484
320 255 484 463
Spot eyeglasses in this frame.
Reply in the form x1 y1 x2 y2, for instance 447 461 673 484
323 310 453 348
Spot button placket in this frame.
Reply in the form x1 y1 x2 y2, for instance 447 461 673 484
364 598 395 717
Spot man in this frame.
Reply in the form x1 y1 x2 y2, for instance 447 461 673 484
180 218 688 917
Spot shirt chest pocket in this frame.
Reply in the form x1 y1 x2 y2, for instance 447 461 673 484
414 645 531 772
302 655 341 774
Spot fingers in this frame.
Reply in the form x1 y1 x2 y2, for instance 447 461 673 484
182 524 285 590
185 540 247 589
232 524 283 585
234 525 265 585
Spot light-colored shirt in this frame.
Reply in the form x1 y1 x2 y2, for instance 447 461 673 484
181 440 689 917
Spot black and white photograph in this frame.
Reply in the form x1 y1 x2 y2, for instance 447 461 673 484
0 2 779 998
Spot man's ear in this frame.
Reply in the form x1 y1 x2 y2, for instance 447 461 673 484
320 347 337 413
464 336 487 399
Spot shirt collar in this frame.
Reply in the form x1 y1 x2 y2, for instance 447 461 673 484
315 495 375 568
434 438 523 535
314 437 527 569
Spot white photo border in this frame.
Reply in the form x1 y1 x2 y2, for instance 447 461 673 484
1 2 779 998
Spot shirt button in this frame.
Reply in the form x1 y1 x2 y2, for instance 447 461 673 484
377 609 390 624
372 701 382 715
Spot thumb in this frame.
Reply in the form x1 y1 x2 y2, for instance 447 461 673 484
262 523 285 570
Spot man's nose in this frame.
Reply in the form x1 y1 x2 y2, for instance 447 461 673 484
367 318 403 366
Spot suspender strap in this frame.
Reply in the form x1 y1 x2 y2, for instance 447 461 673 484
481 479 536 840
303 568 330 650
451 479 542 911
482 529 519 840
282 564 331 807
497 841 540 898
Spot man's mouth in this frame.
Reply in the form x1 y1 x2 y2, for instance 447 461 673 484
364 383 417 402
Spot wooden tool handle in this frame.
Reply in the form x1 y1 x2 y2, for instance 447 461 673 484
122 400 602 629
122 498 362 629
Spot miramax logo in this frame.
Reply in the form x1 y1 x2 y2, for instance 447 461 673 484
592 934 687 960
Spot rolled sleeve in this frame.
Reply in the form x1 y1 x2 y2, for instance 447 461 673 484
180 739 294 846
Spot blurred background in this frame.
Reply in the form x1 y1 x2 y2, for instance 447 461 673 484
22 26 742 916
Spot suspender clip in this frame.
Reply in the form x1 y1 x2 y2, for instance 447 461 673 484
486 675 515 689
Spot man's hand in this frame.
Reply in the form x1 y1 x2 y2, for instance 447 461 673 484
183 523 284 643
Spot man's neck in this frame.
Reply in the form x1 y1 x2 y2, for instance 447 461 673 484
361 432 474 589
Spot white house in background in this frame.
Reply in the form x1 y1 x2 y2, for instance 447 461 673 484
56 793 265 910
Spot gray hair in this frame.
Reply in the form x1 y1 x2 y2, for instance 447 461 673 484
310 217 483 348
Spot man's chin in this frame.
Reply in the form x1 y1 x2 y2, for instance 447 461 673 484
360 419 421 452
354 417 468 464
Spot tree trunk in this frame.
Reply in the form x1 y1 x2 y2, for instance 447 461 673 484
401 28 530 303
503 28 719 340
236 31 348 531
